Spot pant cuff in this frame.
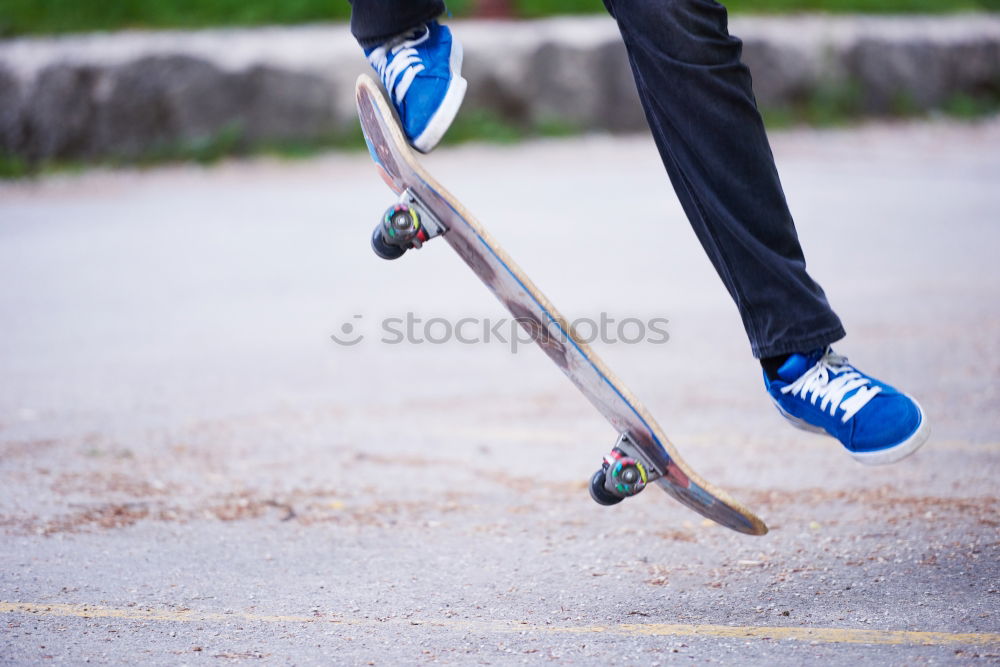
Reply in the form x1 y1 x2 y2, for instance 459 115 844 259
353 3 446 50
750 324 847 360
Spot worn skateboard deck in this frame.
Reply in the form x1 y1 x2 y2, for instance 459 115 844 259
356 74 767 536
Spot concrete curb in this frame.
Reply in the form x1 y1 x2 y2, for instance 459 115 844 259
1 15 999 160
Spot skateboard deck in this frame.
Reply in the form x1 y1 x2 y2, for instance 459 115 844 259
356 74 767 536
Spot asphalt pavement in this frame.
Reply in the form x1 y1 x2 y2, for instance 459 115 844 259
1 119 999 664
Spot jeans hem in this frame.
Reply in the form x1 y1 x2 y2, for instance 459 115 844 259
353 5 446 49
750 324 846 359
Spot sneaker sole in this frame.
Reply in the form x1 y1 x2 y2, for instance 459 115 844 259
771 394 930 466
771 397 827 435
849 396 930 466
412 38 467 154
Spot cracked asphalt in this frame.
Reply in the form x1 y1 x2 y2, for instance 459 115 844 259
1 119 999 664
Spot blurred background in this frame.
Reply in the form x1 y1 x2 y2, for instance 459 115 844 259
2 2 999 663
2 0 999 34
1 0 999 175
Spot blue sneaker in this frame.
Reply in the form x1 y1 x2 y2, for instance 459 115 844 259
764 347 929 465
364 21 467 153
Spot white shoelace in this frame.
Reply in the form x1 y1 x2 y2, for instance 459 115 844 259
780 349 882 423
367 27 430 105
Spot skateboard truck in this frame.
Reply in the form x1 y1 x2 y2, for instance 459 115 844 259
371 188 447 260
589 433 657 506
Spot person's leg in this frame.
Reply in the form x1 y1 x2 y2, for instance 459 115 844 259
601 0 928 464
348 0 446 49
602 0 844 360
348 0 466 152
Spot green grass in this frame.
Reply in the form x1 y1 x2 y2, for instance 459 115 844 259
0 152 29 178
942 92 1000 119
444 109 578 144
0 107 577 178
3 94 997 181
1 0 998 36
766 80 866 127
759 84 1000 128
0 0 357 36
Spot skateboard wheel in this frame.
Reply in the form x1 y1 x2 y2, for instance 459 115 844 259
371 224 406 260
385 204 420 236
589 469 623 506
603 447 647 497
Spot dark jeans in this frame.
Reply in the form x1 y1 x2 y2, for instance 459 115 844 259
349 0 446 49
349 0 846 358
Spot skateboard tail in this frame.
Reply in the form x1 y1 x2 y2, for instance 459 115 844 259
357 80 405 195
657 479 766 535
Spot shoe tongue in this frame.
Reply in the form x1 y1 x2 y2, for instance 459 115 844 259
777 347 829 382
776 353 811 382
363 25 426 56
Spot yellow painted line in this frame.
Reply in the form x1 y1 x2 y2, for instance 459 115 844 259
615 624 1000 646
3 602 999 647
0 602 333 625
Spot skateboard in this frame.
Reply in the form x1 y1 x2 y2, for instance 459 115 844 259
355 74 767 536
